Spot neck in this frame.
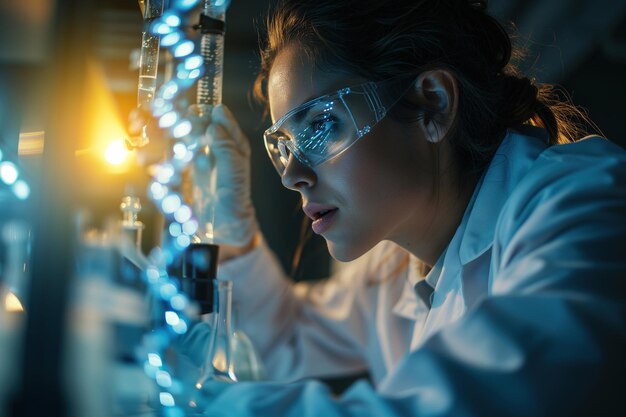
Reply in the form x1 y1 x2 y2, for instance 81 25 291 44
395 174 478 267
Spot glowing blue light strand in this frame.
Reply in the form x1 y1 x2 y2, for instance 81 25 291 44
137 2 230 412
0 154 31 200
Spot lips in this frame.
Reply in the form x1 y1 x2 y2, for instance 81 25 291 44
303 203 339 234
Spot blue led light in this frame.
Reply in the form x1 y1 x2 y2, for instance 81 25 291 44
0 161 18 185
155 164 175 184
146 267 161 284
168 222 182 237
148 353 163 368
188 69 202 80
161 31 182 47
176 66 191 80
156 370 173 387
184 55 203 70
160 81 180 100
170 294 188 310
163 13 182 28
150 181 168 199
172 120 192 138
175 234 191 249
162 194 182 214
174 205 192 223
159 283 178 300
173 40 194 58
172 319 188 335
159 392 175 407
12 180 30 200
182 219 198 236
165 311 180 326
159 111 178 128
172 142 188 160
152 22 172 36
172 0 200 11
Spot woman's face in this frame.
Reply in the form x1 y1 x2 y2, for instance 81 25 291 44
268 44 449 262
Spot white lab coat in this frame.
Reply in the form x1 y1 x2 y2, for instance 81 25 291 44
207 127 626 416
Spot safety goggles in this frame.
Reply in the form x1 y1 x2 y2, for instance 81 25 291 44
263 76 416 176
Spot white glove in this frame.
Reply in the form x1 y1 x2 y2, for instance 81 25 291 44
202 104 259 248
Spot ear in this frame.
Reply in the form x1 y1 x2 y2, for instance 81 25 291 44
413 69 458 143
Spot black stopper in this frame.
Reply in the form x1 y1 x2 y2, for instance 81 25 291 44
181 243 219 314
196 13 225 35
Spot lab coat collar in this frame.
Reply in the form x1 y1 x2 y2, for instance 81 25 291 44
392 127 548 323
457 127 548 265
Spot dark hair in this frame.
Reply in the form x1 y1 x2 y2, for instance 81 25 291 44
254 0 596 176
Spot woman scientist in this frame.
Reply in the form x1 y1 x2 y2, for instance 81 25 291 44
199 0 626 415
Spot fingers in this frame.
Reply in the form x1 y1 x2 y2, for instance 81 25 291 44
211 104 250 150
207 104 251 156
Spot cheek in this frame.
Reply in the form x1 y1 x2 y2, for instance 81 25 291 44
335 128 434 207
324 127 436 235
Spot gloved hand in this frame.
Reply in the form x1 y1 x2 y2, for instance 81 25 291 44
189 104 259 250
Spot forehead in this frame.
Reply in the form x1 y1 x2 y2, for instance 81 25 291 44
267 43 352 123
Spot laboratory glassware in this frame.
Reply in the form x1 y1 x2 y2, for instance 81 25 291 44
131 0 165 149
190 0 231 244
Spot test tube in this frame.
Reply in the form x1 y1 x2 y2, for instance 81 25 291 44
130 0 164 148
137 32 159 109
191 0 231 243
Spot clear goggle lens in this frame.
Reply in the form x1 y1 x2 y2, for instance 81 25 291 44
264 77 413 176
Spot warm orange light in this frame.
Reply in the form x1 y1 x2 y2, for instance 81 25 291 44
83 60 134 170
104 139 129 165
5 291 24 313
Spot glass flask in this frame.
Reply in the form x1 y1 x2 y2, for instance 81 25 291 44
232 300 265 381
202 280 237 383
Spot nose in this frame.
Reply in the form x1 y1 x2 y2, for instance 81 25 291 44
281 154 317 191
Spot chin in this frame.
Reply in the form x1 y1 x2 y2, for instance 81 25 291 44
326 238 373 262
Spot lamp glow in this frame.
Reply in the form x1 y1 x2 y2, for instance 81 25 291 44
104 140 129 165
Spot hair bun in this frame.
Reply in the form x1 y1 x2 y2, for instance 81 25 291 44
497 75 539 126
468 0 487 11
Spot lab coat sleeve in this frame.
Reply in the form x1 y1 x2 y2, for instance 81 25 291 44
217 237 403 382
201 138 626 417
